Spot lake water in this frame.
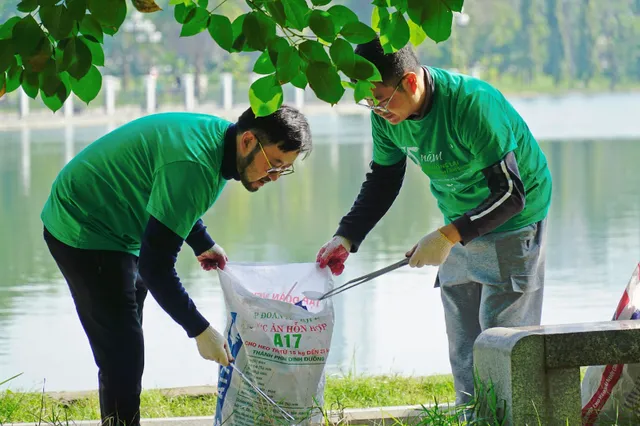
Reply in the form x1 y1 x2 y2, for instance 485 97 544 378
1 93 640 392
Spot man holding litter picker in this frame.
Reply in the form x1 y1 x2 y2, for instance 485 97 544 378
317 37 552 407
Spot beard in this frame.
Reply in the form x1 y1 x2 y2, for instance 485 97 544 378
237 148 269 192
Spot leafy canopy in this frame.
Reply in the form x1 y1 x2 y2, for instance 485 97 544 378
0 0 463 115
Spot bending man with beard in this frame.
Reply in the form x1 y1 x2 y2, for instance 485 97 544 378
41 106 312 426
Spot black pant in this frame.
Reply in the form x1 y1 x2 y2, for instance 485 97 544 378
44 228 147 426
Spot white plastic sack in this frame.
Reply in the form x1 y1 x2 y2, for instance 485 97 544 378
581 263 640 425
214 262 335 426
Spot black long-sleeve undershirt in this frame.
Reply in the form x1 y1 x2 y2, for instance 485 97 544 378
335 151 525 249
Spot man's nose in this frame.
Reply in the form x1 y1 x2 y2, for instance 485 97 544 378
268 172 280 182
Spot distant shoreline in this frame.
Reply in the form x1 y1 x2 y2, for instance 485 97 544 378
0 89 638 137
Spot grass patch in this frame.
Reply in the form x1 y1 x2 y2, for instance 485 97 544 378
1 373 456 424
325 373 455 409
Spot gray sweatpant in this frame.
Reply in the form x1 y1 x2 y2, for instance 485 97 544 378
437 219 547 405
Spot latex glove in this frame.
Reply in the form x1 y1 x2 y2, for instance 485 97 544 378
406 229 455 268
316 236 352 276
195 326 233 365
196 243 228 271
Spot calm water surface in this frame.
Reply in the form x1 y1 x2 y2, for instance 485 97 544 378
1 97 640 392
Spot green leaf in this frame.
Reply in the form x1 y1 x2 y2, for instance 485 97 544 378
249 74 283 117
17 0 39 13
283 0 309 31
60 38 76 72
208 14 233 52
391 0 408 12
243 11 276 51
41 80 69 112
22 70 39 99
266 36 289 68
253 50 275 74
308 10 336 42
70 64 101 103
446 0 464 13
265 0 286 27
180 7 209 37
408 18 426 46
68 37 92 79
407 0 428 25
0 17 22 40
306 61 344 105
371 6 389 32
89 0 127 32
39 59 61 96
12 15 47 57
311 0 332 6
230 14 255 52
327 5 358 30
275 46 301 84
6 62 23 93
341 80 355 90
54 46 65 71
298 40 330 64
290 72 307 89
354 79 375 103
40 68 71 112
420 1 453 43
372 0 390 6
40 5 75 40
174 3 195 24
80 14 104 43
0 40 14 73
66 0 88 21
343 55 382 82
380 11 410 53
340 21 377 44
329 38 355 73
80 36 104 66
24 38 52 72
407 0 454 42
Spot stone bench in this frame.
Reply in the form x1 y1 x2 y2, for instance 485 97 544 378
473 320 640 425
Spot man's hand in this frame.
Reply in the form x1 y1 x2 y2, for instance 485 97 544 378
406 229 455 268
195 326 233 365
316 236 352 275
197 243 228 271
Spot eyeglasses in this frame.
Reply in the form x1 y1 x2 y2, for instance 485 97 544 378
256 137 295 176
356 76 405 114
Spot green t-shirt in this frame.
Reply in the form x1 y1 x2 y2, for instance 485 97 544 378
372 67 552 233
41 112 231 255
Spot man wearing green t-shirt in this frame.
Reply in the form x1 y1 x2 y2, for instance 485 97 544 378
41 106 311 426
317 38 552 406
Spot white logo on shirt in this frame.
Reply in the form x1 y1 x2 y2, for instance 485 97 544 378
400 147 443 164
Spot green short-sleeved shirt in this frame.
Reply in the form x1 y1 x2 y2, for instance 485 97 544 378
41 112 232 255
372 67 552 233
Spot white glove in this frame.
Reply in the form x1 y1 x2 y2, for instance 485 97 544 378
196 243 228 271
195 326 233 365
406 229 455 268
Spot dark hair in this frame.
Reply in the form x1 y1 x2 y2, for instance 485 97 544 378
236 105 312 156
354 36 421 87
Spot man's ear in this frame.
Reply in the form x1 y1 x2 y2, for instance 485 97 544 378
238 131 255 155
404 72 419 94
